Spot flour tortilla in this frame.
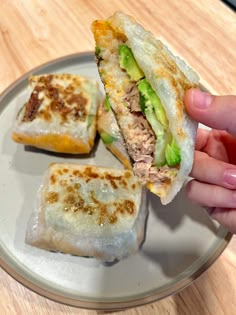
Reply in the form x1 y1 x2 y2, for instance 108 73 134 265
92 12 199 204
25 163 147 262
97 102 132 170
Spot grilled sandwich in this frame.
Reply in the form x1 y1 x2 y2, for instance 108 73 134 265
92 12 199 204
25 163 147 261
12 74 100 154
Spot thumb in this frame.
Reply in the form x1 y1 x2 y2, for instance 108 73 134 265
184 88 236 136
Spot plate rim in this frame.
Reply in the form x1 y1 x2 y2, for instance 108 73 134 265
0 52 233 310
0 231 232 310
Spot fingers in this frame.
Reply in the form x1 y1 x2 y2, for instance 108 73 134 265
195 128 210 151
190 151 236 189
209 207 236 234
184 89 236 136
185 180 236 208
195 129 229 162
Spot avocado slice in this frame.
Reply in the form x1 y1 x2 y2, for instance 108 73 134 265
155 132 172 167
104 97 111 111
118 45 144 81
118 46 180 167
138 80 168 166
138 79 168 128
144 106 167 166
100 131 116 144
165 137 181 166
138 79 181 167
139 92 146 113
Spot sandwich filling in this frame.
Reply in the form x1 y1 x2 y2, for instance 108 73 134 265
93 21 180 184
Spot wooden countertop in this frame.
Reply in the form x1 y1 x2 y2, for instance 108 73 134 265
0 0 236 314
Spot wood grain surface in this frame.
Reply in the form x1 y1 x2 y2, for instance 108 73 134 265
0 0 236 314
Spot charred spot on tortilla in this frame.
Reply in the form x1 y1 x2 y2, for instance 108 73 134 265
92 12 199 204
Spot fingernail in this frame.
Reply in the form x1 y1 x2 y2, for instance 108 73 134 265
223 169 236 188
192 89 213 109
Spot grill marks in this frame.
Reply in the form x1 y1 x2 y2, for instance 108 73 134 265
45 165 137 226
22 86 44 121
22 74 89 123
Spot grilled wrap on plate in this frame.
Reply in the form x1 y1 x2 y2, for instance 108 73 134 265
97 99 132 170
92 12 199 204
25 163 147 262
12 74 100 154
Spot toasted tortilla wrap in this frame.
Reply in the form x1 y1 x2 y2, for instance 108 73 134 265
92 12 199 204
25 163 147 262
12 74 100 154
97 99 132 170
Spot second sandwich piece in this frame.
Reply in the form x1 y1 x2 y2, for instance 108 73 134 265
92 12 199 204
12 74 100 154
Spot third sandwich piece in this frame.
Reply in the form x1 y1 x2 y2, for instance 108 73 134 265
97 99 132 170
92 12 199 205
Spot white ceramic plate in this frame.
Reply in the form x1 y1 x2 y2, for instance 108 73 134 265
0 53 232 311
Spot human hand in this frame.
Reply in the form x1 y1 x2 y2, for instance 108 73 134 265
184 88 236 233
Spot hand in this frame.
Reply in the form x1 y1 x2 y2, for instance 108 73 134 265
184 88 236 233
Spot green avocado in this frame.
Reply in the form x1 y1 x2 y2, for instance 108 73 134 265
100 131 116 144
137 79 180 167
95 46 101 57
165 137 181 166
145 107 167 166
118 45 144 81
104 97 111 111
139 92 146 113
117 45 180 167
138 79 168 128
137 78 168 166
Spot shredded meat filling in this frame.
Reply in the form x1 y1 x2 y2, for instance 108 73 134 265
125 84 142 112
126 113 155 158
123 83 155 160
123 83 174 183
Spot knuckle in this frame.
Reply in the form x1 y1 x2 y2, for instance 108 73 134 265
185 180 194 198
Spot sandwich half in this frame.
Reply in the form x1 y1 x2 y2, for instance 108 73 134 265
25 163 147 262
12 74 100 154
97 99 132 170
92 12 199 204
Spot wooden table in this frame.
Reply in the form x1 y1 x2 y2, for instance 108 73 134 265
0 0 236 314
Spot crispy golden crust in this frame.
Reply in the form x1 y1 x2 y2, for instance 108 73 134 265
106 143 132 170
25 74 89 123
12 132 95 154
